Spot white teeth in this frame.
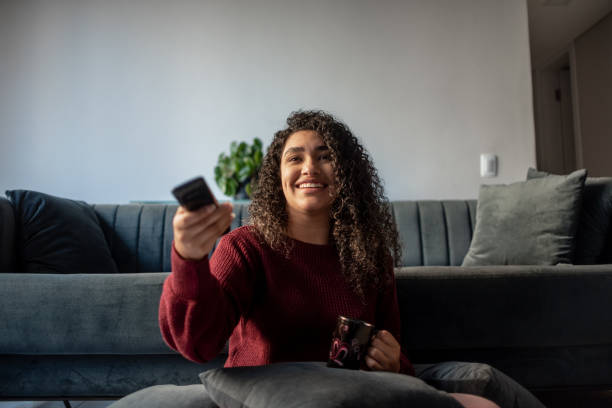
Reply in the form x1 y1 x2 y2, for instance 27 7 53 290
299 183 324 188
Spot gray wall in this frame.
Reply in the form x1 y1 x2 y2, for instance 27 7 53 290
0 0 535 203
574 12 612 177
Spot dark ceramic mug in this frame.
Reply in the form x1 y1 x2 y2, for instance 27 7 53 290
327 315 378 370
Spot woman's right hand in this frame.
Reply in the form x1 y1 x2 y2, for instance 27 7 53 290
173 202 234 261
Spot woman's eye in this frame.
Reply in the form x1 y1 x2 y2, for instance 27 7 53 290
320 154 331 161
288 156 301 162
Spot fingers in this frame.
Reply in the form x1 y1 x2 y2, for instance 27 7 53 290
173 203 234 260
182 214 231 248
373 330 400 348
180 204 233 237
366 344 392 368
369 337 395 362
176 205 214 228
365 355 384 371
365 330 401 373
365 348 400 373
176 203 233 229
175 203 232 231
370 331 398 360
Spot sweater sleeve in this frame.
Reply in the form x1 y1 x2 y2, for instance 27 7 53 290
375 264 415 376
158 231 259 363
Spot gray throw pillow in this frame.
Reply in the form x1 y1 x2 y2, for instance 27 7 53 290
200 361 463 408
462 169 587 266
527 168 612 264
415 361 545 408
108 384 217 408
5 190 118 273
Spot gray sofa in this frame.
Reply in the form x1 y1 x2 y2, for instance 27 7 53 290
1 196 611 399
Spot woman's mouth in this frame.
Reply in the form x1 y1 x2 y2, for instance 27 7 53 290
298 183 325 189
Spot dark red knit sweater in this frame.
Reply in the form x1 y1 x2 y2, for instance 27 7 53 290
159 226 414 375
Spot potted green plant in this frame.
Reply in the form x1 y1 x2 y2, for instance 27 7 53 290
214 138 264 200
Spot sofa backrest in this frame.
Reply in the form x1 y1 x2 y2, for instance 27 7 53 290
392 200 477 266
92 200 477 272
92 203 252 272
605 232 612 263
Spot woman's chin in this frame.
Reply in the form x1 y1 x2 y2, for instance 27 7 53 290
292 199 332 215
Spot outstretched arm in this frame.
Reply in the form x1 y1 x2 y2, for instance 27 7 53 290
159 204 256 363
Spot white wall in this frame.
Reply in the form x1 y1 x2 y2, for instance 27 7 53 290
0 0 535 203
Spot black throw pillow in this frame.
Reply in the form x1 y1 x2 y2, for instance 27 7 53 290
6 190 118 273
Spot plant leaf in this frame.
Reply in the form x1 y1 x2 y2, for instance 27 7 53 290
237 165 251 182
216 174 225 190
226 178 238 197
230 158 240 174
236 157 245 171
254 150 263 167
216 138 265 197
221 156 232 171
237 142 247 156
244 157 255 173
220 177 228 195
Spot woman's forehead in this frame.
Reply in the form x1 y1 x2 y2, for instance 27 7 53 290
283 130 325 151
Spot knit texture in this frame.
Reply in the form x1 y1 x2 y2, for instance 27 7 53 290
159 226 414 375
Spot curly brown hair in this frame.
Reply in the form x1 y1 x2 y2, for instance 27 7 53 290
249 110 401 301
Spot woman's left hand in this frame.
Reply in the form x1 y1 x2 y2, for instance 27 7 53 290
364 330 401 373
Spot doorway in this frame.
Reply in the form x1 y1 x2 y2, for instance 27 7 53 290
533 52 578 175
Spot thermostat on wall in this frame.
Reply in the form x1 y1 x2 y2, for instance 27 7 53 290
480 154 497 178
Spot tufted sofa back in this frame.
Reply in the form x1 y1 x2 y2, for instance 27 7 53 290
393 200 477 267
91 200 477 272
92 203 252 272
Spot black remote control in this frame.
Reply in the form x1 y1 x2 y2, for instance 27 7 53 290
171 176 218 211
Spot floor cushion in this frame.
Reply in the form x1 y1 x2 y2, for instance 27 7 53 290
107 384 216 408
199 361 462 408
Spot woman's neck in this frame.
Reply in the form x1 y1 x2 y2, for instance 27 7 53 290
286 209 330 245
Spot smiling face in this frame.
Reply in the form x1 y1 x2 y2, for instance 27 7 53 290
280 130 335 218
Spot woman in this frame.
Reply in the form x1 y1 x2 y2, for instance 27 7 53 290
160 110 499 408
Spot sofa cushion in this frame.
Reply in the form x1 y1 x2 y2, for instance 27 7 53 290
0 272 174 354
527 168 612 264
108 384 217 408
5 190 118 273
462 169 586 266
395 264 612 350
415 361 545 408
1 354 226 398
199 361 462 408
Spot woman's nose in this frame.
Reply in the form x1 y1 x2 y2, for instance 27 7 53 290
301 156 319 174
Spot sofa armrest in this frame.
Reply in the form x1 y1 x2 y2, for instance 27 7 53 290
396 264 612 352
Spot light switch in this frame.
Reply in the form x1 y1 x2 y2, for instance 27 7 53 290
480 154 497 177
